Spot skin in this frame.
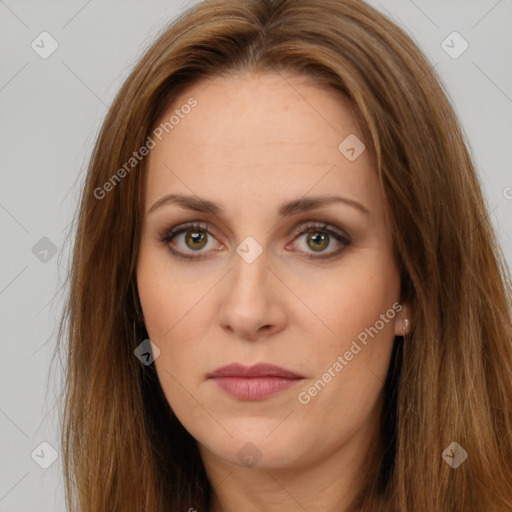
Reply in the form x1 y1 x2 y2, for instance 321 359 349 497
136 71 410 512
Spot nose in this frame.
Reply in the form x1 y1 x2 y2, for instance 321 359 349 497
217 246 287 341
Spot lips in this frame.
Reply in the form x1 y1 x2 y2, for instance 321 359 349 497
208 363 304 379
208 363 305 400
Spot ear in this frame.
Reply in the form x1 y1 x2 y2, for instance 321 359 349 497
393 302 411 337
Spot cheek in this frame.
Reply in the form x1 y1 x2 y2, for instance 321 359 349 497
293 254 399 412
300 253 400 354
137 239 400 373
135 237 401 463
137 246 197 339
136 250 217 444
136 247 212 378
293 301 397 453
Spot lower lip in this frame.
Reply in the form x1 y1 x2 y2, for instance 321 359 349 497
210 376 303 400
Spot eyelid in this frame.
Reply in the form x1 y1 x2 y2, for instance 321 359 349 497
157 221 216 244
157 221 220 260
158 220 351 260
287 222 351 260
291 222 350 243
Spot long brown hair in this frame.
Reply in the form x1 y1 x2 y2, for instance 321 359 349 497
54 0 512 510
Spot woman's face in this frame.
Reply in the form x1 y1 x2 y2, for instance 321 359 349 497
137 71 409 473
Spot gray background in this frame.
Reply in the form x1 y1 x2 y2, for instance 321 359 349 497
0 1 511 510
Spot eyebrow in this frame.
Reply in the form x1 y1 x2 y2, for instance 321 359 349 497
147 193 371 217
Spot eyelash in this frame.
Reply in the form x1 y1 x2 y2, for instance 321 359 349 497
157 221 351 261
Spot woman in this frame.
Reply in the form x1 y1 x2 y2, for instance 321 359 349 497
56 0 512 510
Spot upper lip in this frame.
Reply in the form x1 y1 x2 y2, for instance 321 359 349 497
208 363 304 379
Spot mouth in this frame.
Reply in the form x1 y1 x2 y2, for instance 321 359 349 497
207 363 305 401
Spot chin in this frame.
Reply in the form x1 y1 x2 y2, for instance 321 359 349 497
196 424 308 470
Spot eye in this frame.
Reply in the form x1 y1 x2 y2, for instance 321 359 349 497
158 221 351 260
158 221 220 260
287 222 351 260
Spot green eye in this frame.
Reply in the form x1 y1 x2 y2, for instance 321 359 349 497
159 221 351 261
183 230 208 251
306 231 329 252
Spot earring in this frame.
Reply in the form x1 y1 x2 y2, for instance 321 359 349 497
403 318 409 337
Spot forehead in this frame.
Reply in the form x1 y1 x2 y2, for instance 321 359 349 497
145 71 381 216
